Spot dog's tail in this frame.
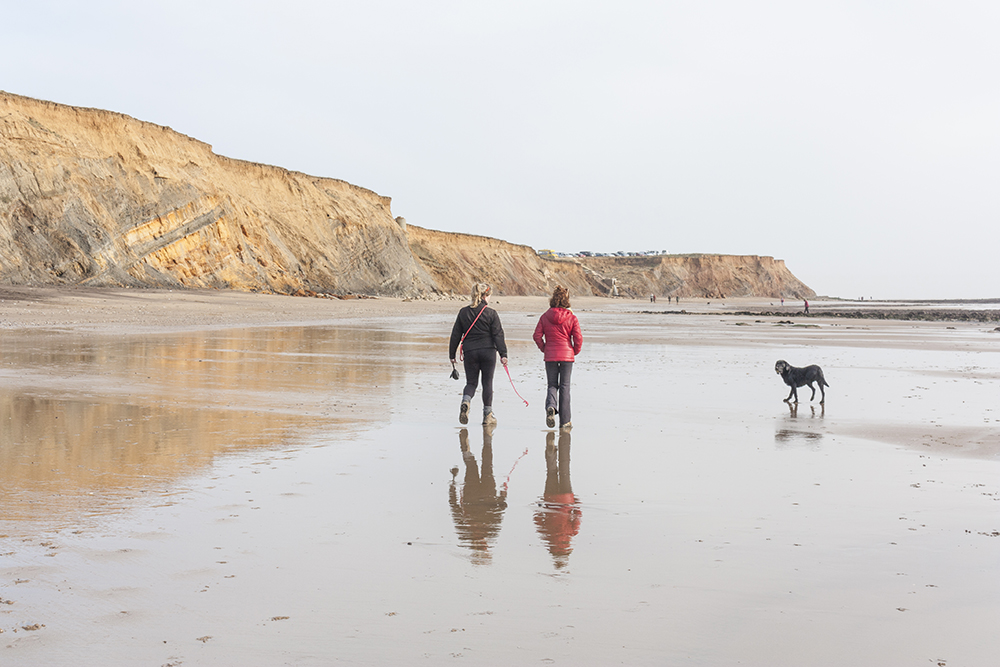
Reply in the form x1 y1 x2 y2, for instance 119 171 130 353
820 374 830 387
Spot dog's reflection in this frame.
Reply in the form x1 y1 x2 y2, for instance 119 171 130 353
775 401 825 445
785 402 825 419
449 426 507 565
533 430 581 569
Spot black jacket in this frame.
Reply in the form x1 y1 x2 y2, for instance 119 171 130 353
449 304 507 359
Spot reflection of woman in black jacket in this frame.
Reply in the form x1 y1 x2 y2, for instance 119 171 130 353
449 283 508 426
449 427 507 565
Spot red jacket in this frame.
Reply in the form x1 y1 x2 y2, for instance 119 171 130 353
533 308 582 362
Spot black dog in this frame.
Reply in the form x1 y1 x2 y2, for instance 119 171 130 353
774 360 829 404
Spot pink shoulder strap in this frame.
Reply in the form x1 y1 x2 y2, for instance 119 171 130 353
458 304 487 361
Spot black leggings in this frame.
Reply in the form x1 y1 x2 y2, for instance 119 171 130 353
463 347 497 407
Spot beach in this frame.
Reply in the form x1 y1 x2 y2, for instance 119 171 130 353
1 288 998 666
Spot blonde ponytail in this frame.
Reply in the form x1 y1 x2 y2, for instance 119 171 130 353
470 282 492 308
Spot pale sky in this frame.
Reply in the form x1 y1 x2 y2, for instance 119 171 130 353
3 1 998 299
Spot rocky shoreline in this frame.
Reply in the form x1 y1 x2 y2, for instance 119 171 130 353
643 308 1000 323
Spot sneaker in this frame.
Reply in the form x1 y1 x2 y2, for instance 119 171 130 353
545 406 556 428
483 411 497 426
560 421 572 431
459 401 470 425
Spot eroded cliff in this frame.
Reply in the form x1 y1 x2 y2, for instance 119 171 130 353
406 225 594 296
0 91 432 294
577 254 814 299
1 92 815 299
407 225 814 299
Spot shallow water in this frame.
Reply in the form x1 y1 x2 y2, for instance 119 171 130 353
1 313 998 665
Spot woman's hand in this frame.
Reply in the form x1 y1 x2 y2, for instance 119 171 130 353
500 357 508 366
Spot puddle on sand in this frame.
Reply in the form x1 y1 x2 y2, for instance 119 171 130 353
0 326 428 528
1 314 999 666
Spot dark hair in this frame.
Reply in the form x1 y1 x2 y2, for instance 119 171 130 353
550 286 571 309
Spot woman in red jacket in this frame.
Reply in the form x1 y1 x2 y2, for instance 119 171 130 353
533 286 582 429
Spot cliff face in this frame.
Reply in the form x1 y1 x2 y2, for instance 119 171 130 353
577 254 815 299
1 92 814 299
0 92 432 294
408 225 814 299
406 225 594 296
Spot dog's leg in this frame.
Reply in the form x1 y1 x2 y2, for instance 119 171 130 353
819 383 825 405
785 386 795 403
808 382 817 402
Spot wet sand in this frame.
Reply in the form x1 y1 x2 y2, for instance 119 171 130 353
1 288 998 665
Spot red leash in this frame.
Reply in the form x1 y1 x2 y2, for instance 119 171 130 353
504 364 529 407
458 303 528 406
500 447 530 493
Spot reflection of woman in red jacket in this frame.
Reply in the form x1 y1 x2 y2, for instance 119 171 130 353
533 286 583 429
534 430 580 569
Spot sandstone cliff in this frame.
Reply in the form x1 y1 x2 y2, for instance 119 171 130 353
1 91 814 299
0 91 432 294
407 225 814 299
406 225 594 296
577 254 814 299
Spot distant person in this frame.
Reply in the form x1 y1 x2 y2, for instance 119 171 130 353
533 285 583 430
804 299 809 314
781 297 784 306
450 283 508 426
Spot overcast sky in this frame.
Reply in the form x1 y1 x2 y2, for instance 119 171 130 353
3 1 998 298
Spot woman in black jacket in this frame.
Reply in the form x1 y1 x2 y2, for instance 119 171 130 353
449 283 508 426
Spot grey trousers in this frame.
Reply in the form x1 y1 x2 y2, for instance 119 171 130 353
545 361 573 426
